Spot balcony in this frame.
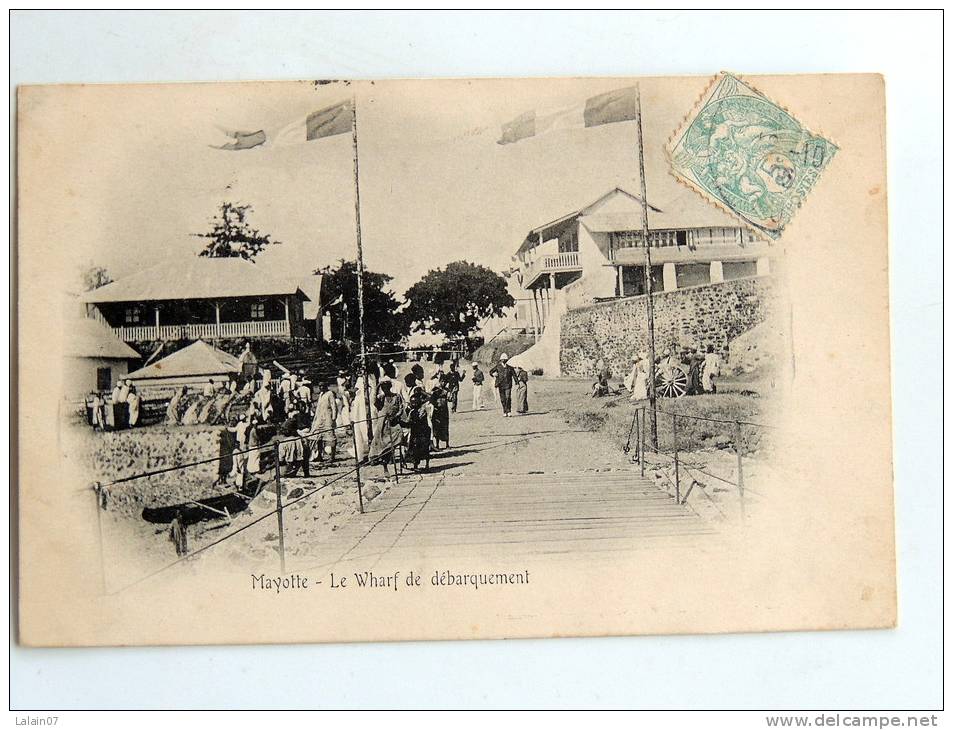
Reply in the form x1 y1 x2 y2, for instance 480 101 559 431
523 251 581 287
113 319 291 342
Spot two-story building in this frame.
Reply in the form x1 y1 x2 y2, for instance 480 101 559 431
514 187 776 330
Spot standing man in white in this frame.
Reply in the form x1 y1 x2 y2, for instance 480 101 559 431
471 362 486 411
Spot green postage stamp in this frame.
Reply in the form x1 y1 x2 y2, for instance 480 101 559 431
668 73 838 239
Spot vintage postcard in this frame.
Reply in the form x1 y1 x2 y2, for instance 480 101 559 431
16 74 893 646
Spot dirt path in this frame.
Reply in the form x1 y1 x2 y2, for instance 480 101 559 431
416 385 627 477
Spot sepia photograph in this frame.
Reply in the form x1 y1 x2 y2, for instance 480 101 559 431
18 72 895 648
9 8 942 718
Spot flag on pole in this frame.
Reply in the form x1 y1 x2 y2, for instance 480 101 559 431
497 86 639 145
211 127 267 151
212 99 354 149
274 99 354 146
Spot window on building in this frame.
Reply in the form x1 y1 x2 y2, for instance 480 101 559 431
723 261 758 280
124 306 141 324
612 230 681 249
96 367 112 392
250 302 266 319
675 263 712 289
690 228 745 247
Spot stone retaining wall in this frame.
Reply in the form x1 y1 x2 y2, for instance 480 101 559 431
560 276 775 378
74 425 234 515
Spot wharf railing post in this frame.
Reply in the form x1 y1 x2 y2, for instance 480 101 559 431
273 443 286 574
390 428 400 486
352 424 365 514
735 421 746 518
92 482 106 594
640 407 646 477
672 413 680 504
633 408 640 464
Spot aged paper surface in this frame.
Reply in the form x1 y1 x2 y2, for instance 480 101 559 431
17 74 893 646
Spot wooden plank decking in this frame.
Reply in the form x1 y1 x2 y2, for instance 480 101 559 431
292 470 716 572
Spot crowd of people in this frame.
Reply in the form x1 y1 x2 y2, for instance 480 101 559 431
212 356 520 485
86 379 142 430
85 348 535 486
593 343 724 400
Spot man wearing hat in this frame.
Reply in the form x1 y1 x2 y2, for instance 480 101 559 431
489 353 515 417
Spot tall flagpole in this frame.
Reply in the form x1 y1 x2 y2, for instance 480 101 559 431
635 85 659 450
351 95 374 445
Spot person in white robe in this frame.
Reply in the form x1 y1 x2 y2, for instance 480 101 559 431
89 392 106 430
227 414 250 485
702 345 722 393
254 383 274 423
126 385 141 427
624 354 649 402
349 375 379 462
278 375 293 406
245 415 262 475
310 383 338 462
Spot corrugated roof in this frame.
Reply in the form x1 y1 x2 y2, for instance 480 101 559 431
516 188 662 256
127 340 240 380
579 195 740 232
647 187 742 229
517 170 744 255
65 318 141 360
82 257 310 304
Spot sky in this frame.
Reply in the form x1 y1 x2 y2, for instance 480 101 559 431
26 76 711 297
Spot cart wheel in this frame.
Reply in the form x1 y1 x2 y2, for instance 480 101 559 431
655 366 688 398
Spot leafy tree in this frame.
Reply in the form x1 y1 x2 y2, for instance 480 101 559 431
315 259 406 345
81 265 113 291
403 261 514 349
193 202 280 261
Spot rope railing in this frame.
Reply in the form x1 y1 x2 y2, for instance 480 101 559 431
107 459 366 595
92 407 413 594
672 453 765 498
631 405 770 517
94 412 393 490
652 406 773 430
640 439 729 519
